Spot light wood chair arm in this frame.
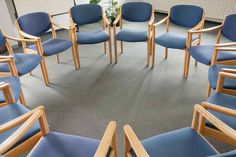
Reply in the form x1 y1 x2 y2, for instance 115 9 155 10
222 68 236 74
216 71 236 92
113 14 121 26
148 12 155 26
215 47 236 51
189 25 223 34
153 16 169 28
4 35 38 43
124 125 150 157
18 30 39 40
94 121 117 157
51 21 70 30
0 109 44 154
0 56 13 60
219 71 236 79
0 83 15 105
194 104 236 141
189 20 205 31
215 42 236 47
103 15 111 27
202 102 236 117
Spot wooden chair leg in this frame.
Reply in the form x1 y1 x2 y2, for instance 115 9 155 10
72 43 80 70
195 60 198 66
29 72 33 76
114 37 118 64
19 89 26 105
108 38 112 64
152 43 156 68
103 42 106 54
56 54 60 63
165 48 168 59
183 49 190 79
120 41 123 54
147 40 150 66
206 83 212 98
39 58 49 86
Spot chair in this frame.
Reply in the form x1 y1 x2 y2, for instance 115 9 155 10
0 82 42 156
113 2 154 65
124 104 236 157
70 4 112 65
0 56 26 105
16 12 79 86
152 5 205 71
0 30 45 84
186 14 236 79
0 108 118 157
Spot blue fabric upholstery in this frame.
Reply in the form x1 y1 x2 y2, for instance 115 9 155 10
131 127 217 157
189 45 236 65
207 93 236 130
0 76 21 103
170 5 204 28
208 65 236 89
155 32 198 49
116 29 148 42
0 31 5 48
77 29 109 44
29 132 100 157
17 12 51 36
71 4 102 26
221 14 236 42
122 2 152 22
0 53 42 76
28 38 72 56
0 103 40 147
208 149 236 157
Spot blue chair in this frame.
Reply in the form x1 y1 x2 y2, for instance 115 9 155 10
16 12 80 85
186 14 236 79
70 4 112 65
152 5 205 72
0 83 42 156
113 2 154 65
0 30 46 86
124 104 236 157
0 107 118 157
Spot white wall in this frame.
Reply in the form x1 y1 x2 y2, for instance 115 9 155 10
0 0 17 45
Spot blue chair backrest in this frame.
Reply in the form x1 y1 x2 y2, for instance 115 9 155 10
71 4 102 26
221 14 236 42
0 31 5 48
122 2 152 22
17 12 51 36
170 5 204 28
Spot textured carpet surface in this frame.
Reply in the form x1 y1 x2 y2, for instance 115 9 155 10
12 13 234 156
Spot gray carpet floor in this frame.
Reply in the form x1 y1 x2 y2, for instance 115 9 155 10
13 13 234 156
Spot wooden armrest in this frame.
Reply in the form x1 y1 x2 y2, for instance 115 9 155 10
215 42 236 47
153 16 169 27
0 108 44 154
190 20 205 31
215 47 236 51
94 121 117 157
219 71 236 79
148 12 155 26
113 14 121 26
202 102 236 117
18 30 39 40
194 104 236 140
0 82 15 104
0 56 13 60
222 68 236 74
4 35 38 43
124 125 150 157
189 25 222 34
103 15 111 26
51 21 70 30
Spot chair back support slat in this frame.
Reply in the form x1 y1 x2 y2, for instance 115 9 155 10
170 5 204 28
221 14 236 42
71 4 102 26
17 12 51 36
0 32 5 48
122 2 152 22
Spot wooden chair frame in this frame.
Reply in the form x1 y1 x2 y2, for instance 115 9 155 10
69 7 112 65
113 3 155 65
0 83 43 157
16 15 80 86
151 9 205 70
124 104 236 157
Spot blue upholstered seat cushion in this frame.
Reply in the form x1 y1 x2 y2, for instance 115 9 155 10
189 45 236 65
208 149 236 157
0 53 42 76
0 76 21 103
0 103 40 147
207 93 236 130
116 29 148 42
28 38 72 56
131 127 217 157
29 132 100 157
208 65 236 89
155 32 198 49
77 29 109 44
